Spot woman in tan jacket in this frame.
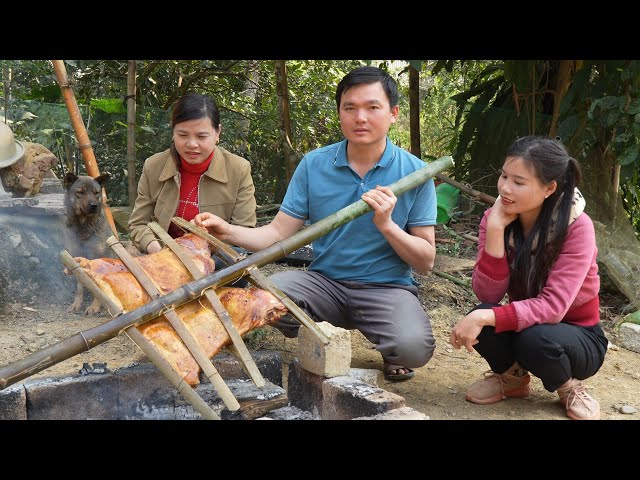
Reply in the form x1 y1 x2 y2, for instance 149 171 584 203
128 92 256 256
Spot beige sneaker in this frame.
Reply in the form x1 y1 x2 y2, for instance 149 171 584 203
557 379 600 420
465 367 531 405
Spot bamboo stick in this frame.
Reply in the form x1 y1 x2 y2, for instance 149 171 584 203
106 236 241 411
51 60 119 239
171 217 241 267
0 155 453 389
433 270 471 288
172 217 329 343
435 173 496 206
148 223 265 389
125 328 220 420
245 266 329 344
60 250 123 317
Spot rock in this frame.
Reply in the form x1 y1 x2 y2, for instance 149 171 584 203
0 143 58 196
619 405 636 414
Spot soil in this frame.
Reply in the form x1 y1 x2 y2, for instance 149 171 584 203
1 220 638 420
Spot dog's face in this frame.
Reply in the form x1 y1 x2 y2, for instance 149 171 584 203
64 172 110 217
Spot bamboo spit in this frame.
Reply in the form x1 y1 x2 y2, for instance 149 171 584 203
62 252 220 418
106 236 241 411
147 222 265 389
0 155 454 390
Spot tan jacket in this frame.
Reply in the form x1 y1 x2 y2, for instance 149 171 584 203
128 146 256 252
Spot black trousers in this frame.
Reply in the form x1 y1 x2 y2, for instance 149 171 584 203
471 303 609 392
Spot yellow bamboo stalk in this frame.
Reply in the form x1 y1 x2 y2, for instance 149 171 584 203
51 60 118 239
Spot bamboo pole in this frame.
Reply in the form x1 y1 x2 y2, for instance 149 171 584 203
51 60 119 239
147 222 265 389
0 156 453 389
106 236 241 411
127 60 137 206
170 218 329 344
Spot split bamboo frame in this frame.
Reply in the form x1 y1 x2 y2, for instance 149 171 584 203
0 155 454 390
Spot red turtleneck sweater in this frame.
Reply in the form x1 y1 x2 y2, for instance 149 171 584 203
167 151 213 238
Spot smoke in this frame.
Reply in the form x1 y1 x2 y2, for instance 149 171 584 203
0 208 76 309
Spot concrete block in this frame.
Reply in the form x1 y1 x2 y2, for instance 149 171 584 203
0 383 27 420
287 359 324 416
347 367 384 387
298 321 351 377
25 374 119 420
321 376 405 420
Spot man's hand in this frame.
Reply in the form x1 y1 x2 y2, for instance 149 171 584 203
361 185 397 232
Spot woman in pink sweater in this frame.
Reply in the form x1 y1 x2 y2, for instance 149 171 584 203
450 136 607 420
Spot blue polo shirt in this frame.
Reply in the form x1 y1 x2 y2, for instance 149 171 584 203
280 138 437 285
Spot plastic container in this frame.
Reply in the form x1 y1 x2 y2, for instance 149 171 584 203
435 182 460 224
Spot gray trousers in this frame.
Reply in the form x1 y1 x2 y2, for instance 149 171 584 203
269 270 435 368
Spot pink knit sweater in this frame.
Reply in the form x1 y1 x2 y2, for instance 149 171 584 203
472 209 601 333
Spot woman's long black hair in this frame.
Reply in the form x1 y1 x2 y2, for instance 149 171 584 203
505 136 582 299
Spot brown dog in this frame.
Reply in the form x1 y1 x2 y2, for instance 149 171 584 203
63 172 115 314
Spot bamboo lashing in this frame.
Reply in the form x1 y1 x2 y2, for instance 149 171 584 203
171 218 330 344
147 222 265 388
0 155 454 389
106 236 241 412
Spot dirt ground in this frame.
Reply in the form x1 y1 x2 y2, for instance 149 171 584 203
1 222 638 420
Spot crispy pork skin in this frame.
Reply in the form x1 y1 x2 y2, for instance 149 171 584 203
70 233 288 385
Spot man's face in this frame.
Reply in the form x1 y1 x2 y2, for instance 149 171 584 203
338 82 398 147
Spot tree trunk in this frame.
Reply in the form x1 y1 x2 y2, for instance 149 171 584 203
127 60 137 206
409 65 421 158
274 60 296 185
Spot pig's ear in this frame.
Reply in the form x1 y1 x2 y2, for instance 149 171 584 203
64 172 78 190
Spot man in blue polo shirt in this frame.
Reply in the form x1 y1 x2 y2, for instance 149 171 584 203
195 66 437 381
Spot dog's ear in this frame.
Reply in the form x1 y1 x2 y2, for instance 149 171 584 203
94 173 110 186
64 172 78 190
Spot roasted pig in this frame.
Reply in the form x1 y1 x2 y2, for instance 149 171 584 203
69 233 288 385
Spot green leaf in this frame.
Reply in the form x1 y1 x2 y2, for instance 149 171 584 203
619 144 639 166
90 98 126 114
140 126 156 134
557 115 578 141
409 60 422 71
627 98 640 115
